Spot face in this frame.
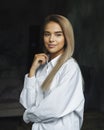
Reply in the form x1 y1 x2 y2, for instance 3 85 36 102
43 21 65 59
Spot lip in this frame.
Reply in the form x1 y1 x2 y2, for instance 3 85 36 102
48 44 56 48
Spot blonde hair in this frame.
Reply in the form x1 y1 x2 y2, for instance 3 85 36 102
41 14 75 91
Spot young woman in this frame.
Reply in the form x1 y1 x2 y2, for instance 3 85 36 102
20 14 85 130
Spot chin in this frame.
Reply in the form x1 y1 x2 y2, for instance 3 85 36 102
48 51 57 54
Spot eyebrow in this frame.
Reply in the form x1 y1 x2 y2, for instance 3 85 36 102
44 31 63 33
55 31 63 33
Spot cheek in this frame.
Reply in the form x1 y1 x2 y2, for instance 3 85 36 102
60 43 65 49
43 37 47 46
44 41 48 49
43 37 48 44
59 39 65 47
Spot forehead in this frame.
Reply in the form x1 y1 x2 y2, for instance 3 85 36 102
44 21 62 32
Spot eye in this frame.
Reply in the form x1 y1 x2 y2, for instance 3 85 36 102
44 32 50 37
55 33 63 37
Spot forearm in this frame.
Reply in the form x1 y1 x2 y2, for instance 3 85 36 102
28 53 48 77
23 68 84 123
20 74 37 108
28 67 36 77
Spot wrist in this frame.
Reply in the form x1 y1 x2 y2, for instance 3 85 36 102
28 68 36 77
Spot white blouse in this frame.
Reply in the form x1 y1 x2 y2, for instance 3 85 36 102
20 56 85 130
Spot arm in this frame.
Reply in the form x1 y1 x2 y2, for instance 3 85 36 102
23 63 85 123
19 75 37 109
20 53 48 108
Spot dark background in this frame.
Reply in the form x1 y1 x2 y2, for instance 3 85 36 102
0 0 104 129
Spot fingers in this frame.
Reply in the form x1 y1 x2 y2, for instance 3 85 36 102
34 53 48 65
28 53 48 77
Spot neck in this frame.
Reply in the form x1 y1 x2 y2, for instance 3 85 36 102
49 53 63 61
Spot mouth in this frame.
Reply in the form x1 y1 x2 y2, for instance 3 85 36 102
48 44 56 48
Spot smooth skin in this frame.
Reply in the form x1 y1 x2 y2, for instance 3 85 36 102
28 21 65 77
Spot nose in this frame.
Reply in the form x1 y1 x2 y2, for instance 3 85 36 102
49 34 55 42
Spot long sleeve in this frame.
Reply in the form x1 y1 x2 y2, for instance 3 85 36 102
23 62 84 123
20 74 37 109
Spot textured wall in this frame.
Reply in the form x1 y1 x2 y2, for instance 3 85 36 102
65 0 104 111
0 0 104 111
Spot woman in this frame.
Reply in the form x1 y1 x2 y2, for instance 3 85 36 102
20 14 85 130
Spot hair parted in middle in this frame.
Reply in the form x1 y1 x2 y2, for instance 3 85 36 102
41 14 75 91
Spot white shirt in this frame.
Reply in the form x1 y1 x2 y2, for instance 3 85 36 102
20 56 85 130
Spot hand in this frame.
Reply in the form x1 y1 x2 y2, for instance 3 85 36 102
28 53 48 77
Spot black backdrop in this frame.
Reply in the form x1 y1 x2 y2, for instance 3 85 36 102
0 0 104 112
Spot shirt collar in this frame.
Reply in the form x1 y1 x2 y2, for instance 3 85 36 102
49 54 61 67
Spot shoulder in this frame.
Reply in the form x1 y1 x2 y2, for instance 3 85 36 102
59 57 81 76
64 57 80 70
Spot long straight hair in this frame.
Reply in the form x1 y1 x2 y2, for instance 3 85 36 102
41 14 75 91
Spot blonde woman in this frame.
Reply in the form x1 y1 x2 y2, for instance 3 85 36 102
20 14 85 130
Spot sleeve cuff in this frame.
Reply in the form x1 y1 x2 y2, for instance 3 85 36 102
24 74 36 89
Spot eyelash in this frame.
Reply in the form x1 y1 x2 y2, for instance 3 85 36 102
44 33 62 37
44 33 50 36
